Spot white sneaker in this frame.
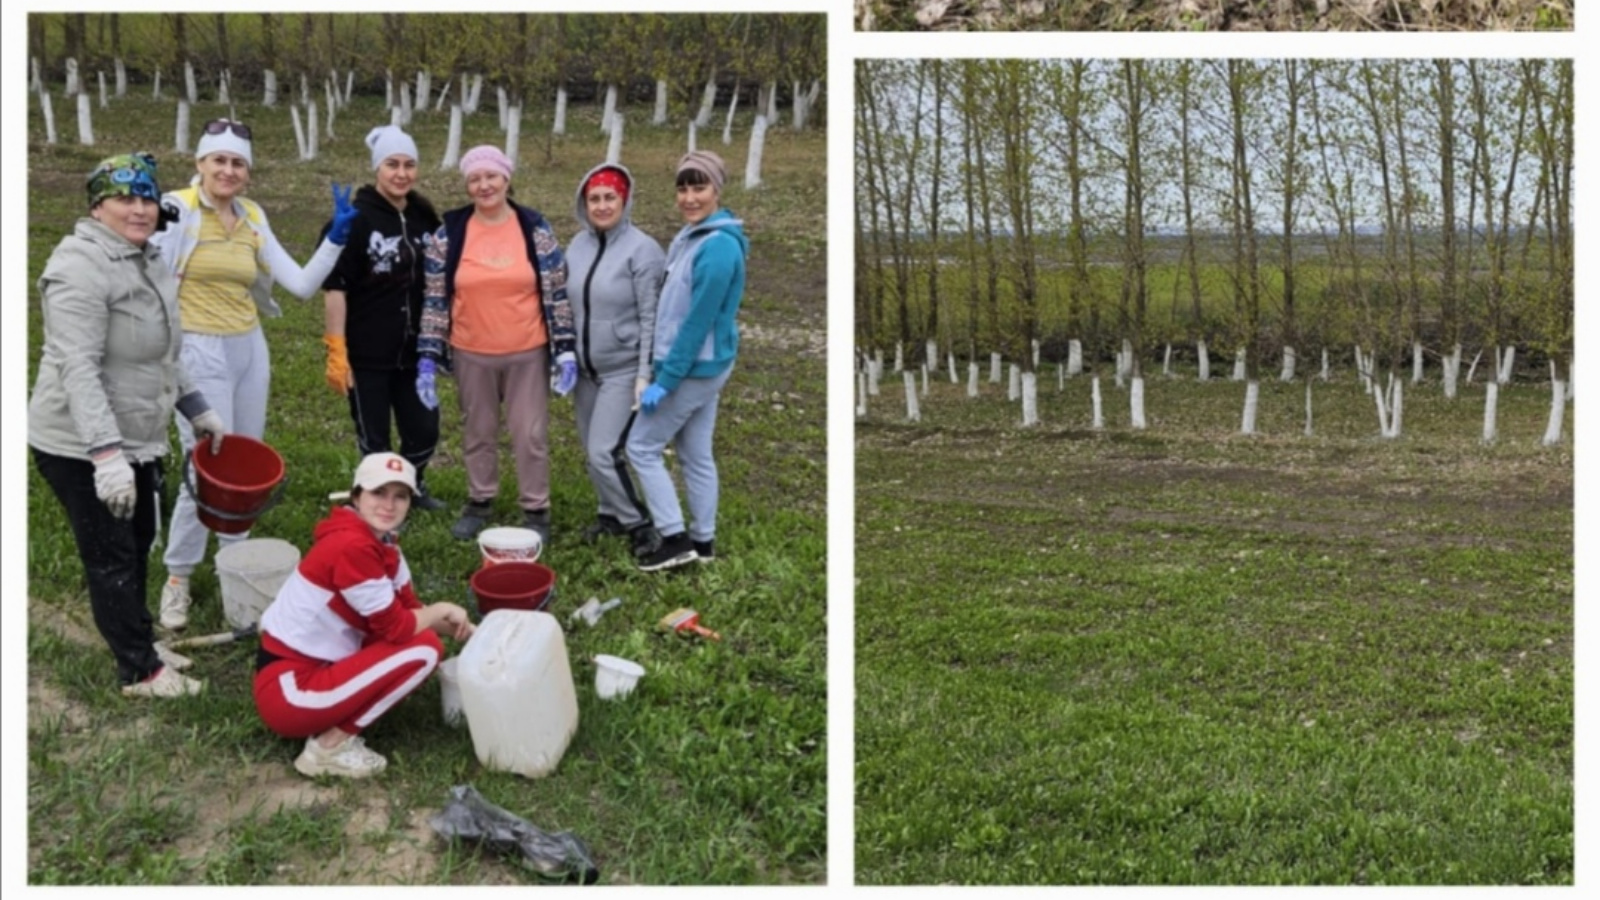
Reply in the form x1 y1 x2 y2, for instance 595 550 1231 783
122 666 204 698
294 735 388 779
153 641 193 671
159 576 191 630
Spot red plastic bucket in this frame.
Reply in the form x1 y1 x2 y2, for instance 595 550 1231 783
184 435 287 535
470 562 557 615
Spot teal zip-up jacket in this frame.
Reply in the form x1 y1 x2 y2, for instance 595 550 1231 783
652 209 747 391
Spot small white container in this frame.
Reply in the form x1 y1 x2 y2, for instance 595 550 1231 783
457 610 578 778
593 655 645 700
215 538 301 630
438 657 464 727
477 527 543 565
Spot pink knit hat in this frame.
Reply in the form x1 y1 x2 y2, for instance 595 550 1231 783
459 145 514 181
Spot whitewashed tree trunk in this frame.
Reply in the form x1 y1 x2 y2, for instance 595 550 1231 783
1091 377 1104 429
1443 344 1461 399
98 71 107 109
324 84 336 139
1241 381 1260 435
1355 346 1371 393
497 86 508 129
554 86 568 135
76 91 94 145
1032 339 1041 369
1162 343 1173 377
416 71 431 112
893 342 903 373
904 372 921 422
723 82 740 145
384 71 393 109
1498 345 1516 384
300 72 310 107
869 351 882 395
856 371 867 417
1304 380 1314 437
1130 376 1146 429
792 79 808 130
1021 373 1039 427
505 105 522 164
654 79 669 125
391 105 403 127
1058 363 1064 392
1067 340 1083 376
687 121 698 153
1389 377 1403 438
926 339 938 370
1373 374 1394 437
152 69 162 100
437 77 453 112
31 56 41 93
948 352 958 383
697 74 717 128
921 364 929 397
989 353 1001 383
218 70 231 105
114 58 127 97
1483 381 1499 443
1197 339 1211 381
173 99 190 153
183 61 197 105
400 82 413 126
601 84 618 134
1280 346 1296 382
1118 340 1133 380
40 89 57 145
966 362 979 398
265 69 278 107
606 112 625 165
1466 347 1483 384
65 58 80 96
441 104 463 169
1320 347 1331 381
745 114 768 188
305 101 319 159
1008 364 1020 401
1232 348 1247 381
1543 376 1567 446
1412 340 1424 384
467 74 483 113
290 104 307 159
344 70 354 106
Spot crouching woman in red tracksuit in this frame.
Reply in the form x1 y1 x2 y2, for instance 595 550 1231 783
254 452 474 779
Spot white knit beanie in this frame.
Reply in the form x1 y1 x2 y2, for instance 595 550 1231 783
195 127 253 168
366 125 419 171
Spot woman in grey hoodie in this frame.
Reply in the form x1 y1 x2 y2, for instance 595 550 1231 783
565 163 664 558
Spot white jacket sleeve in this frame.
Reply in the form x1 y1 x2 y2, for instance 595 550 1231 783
254 209 343 300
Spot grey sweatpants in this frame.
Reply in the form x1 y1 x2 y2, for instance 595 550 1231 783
626 368 732 542
573 372 650 529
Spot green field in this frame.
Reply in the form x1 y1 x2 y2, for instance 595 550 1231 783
856 371 1572 884
24 87 826 885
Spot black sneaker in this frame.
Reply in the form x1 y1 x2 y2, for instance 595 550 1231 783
636 531 698 572
692 539 714 563
522 508 551 547
450 501 494 541
628 523 662 558
583 514 627 544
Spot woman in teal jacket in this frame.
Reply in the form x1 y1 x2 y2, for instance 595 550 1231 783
626 151 747 572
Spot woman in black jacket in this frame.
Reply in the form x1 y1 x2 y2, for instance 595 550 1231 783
321 126 445 509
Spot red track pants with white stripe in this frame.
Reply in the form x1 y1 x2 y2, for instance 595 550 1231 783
254 631 443 738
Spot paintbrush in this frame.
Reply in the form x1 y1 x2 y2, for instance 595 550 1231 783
166 622 259 650
658 607 721 641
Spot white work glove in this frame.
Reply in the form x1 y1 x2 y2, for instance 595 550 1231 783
92 450 138 520
190 409 227 454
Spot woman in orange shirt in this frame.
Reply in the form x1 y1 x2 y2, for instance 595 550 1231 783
416 146 577 544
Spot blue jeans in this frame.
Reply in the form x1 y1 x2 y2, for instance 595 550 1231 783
626 369 732 542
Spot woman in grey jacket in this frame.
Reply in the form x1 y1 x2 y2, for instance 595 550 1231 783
566 163 664 558
29 153 227 699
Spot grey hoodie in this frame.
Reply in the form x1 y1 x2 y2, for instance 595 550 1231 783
29 217 204 462
567 162 665 382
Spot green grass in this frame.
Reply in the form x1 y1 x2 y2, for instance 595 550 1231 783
856 369 1571 884
25 84 826 885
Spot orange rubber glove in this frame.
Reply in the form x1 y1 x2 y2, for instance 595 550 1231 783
323 335 352 395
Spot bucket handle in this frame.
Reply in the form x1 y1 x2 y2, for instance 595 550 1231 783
182 452 290 525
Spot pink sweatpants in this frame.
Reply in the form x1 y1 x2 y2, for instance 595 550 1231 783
254 630 443 738
452 345 552 510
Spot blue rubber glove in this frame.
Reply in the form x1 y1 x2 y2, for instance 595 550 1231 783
554 359 578 397
640 382 669 414
416 357 439 411
327 183 358 245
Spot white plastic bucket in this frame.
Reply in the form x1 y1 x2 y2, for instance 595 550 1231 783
477 527 543 566
457 610 578 778
214 538 300 630
439 657 464 727
593 655 645 700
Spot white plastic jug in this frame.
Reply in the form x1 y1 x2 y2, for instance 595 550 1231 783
456 609 579 778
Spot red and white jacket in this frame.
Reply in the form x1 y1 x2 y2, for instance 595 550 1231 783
259 506 423 664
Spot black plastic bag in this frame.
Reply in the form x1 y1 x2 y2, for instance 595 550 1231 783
429 784 600 884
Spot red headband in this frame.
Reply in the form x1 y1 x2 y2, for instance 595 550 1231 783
585 169 629 204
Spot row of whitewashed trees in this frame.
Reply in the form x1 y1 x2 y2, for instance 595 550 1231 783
855 58 1572 444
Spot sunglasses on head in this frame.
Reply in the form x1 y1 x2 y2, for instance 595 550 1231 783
203 119 252 140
